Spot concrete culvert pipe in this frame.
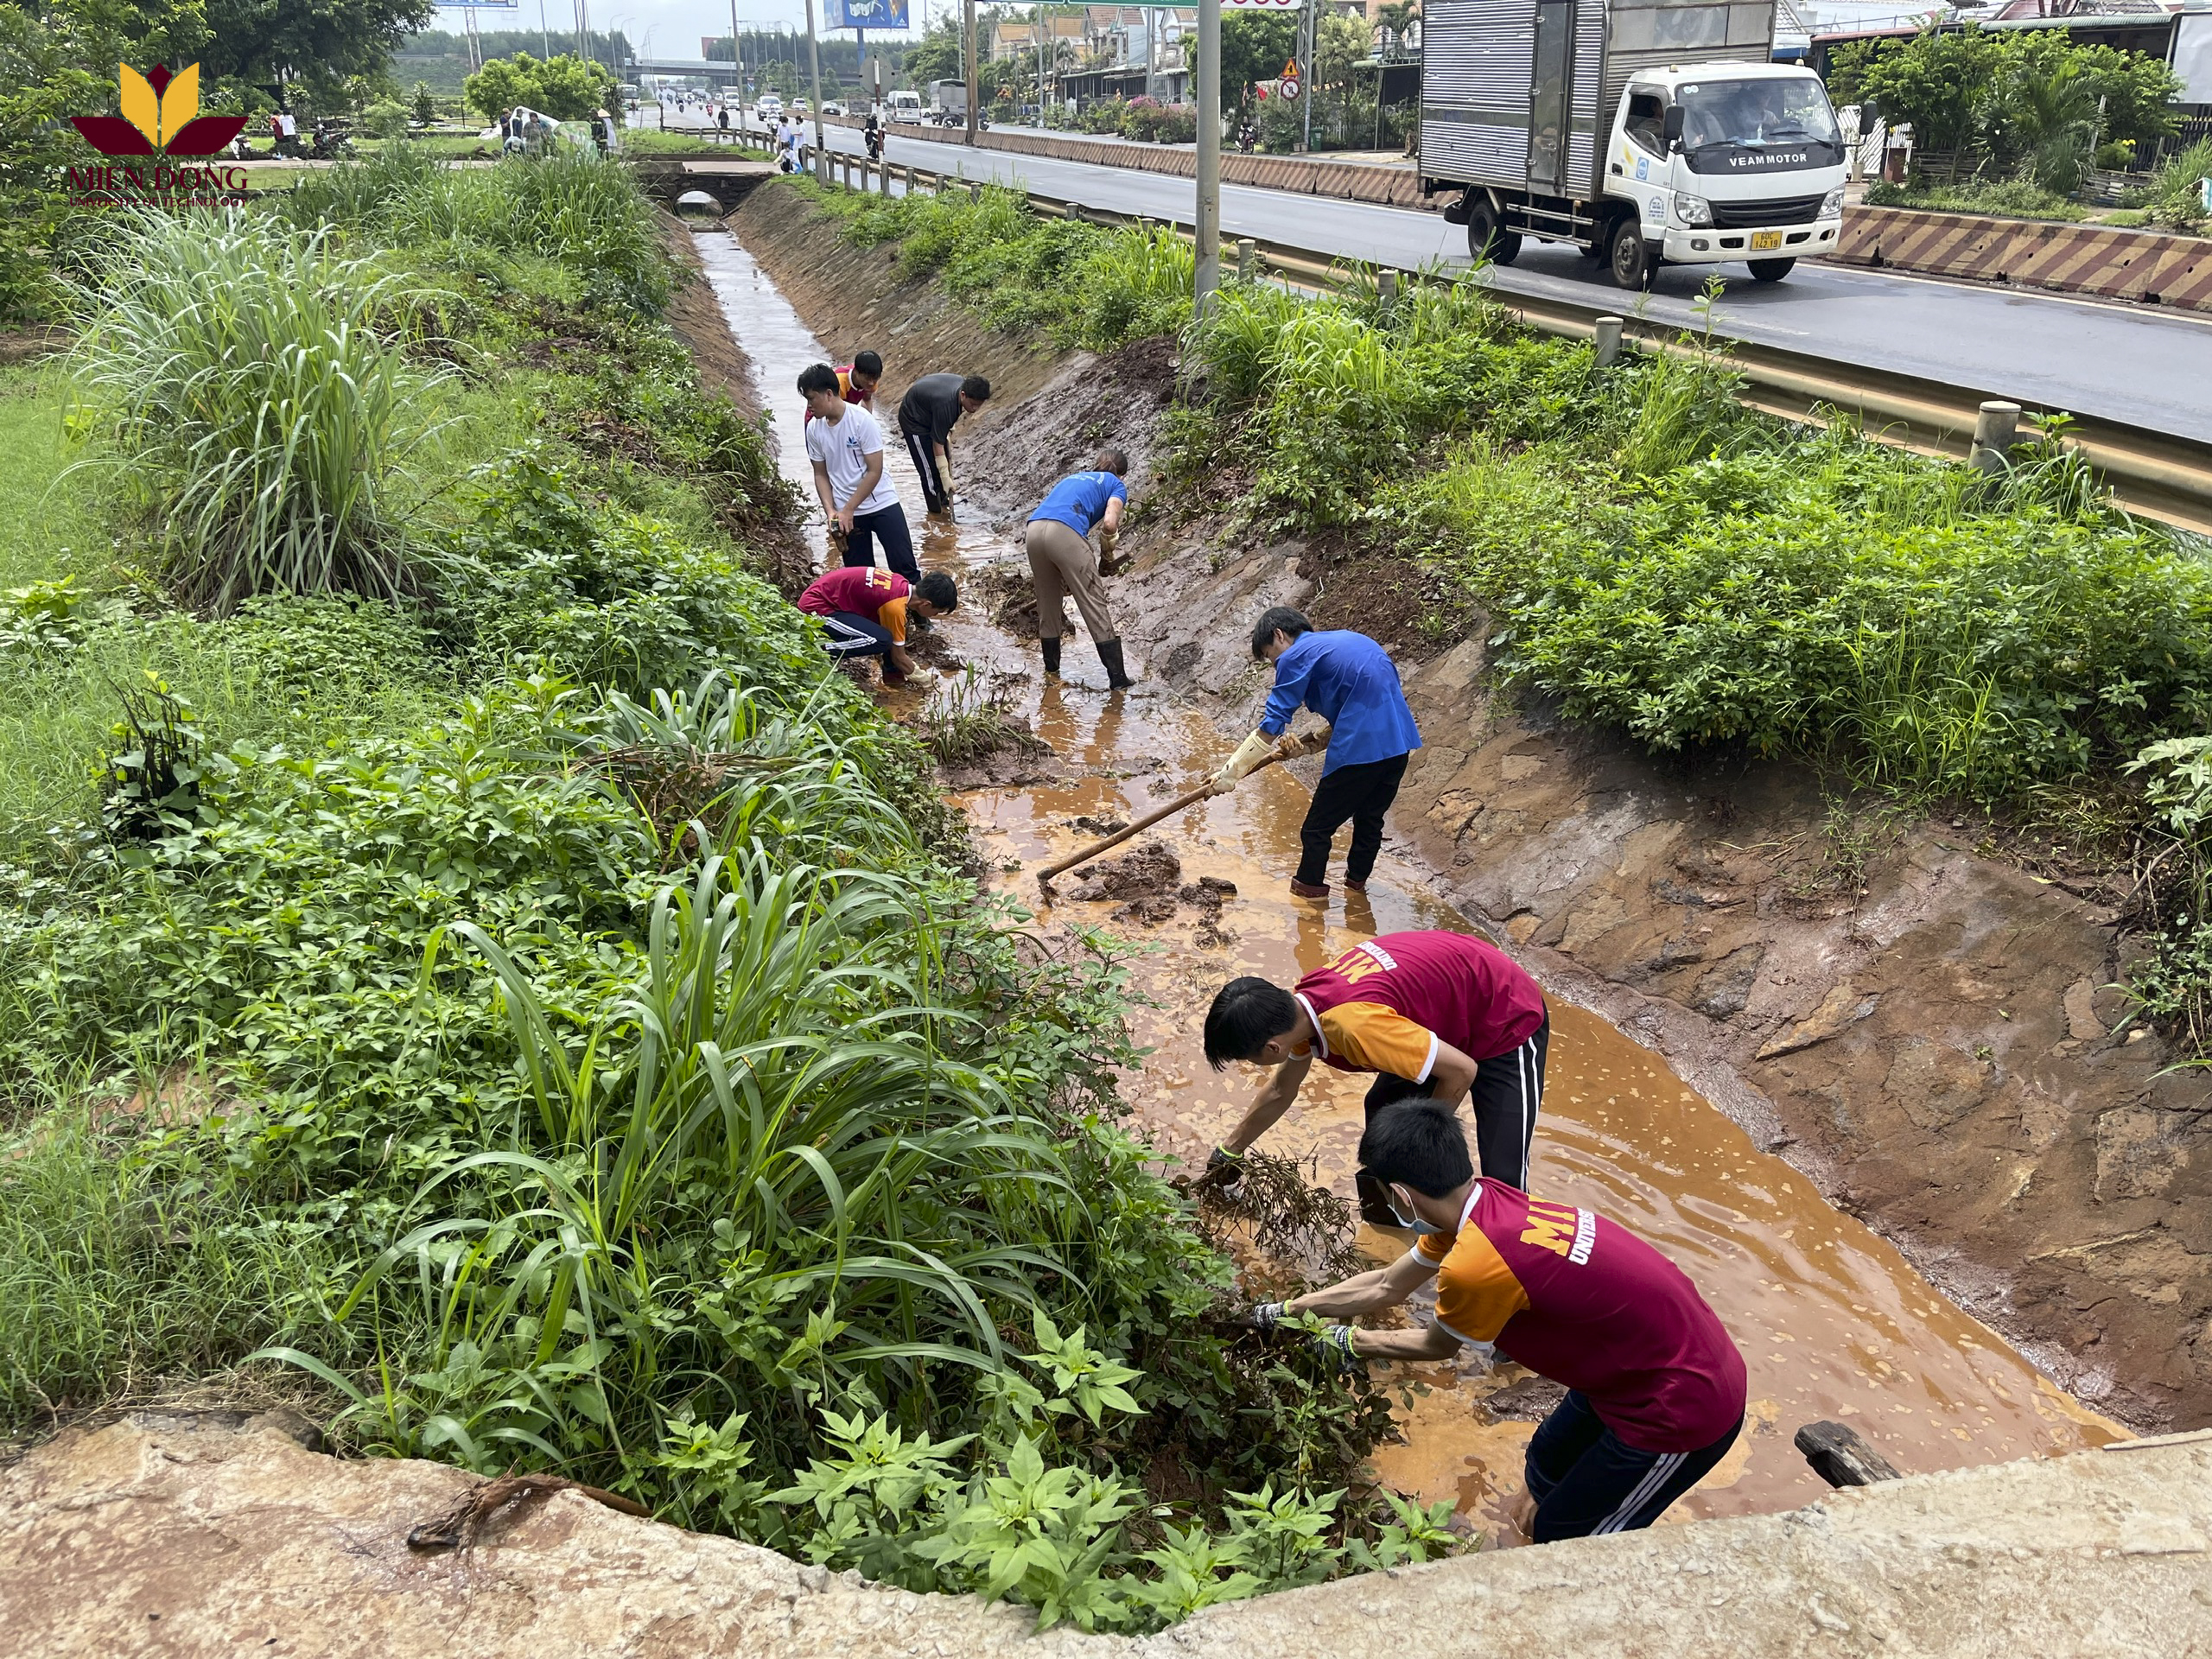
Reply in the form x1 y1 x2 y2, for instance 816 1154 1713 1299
674 189 722 215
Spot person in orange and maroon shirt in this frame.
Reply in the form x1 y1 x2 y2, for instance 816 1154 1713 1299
802 350 882 424
1203 929 1548 1222
796 564 957 684
1251 1098 1746 1542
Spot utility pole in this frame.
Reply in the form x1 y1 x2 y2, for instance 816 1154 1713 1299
538 0 551 60
964 0 978 143
730 0 743 118
804 0 827 181
1195 0 1220 313
1300 0 1313 154
1037 4 1046 126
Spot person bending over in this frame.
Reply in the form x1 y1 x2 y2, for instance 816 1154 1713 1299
804 350 882 424
799 361 917 582
1254 1100 1745 1543
796 565 957 684
1027 448 1134 690
1212 607 1421 899
1203 928 1547 1217
896 372 990 517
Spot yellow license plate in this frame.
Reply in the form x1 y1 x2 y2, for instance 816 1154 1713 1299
1750 230 1784 251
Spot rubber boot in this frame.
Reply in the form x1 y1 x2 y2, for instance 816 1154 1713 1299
1096 637 1135 689
1040 635 1062 677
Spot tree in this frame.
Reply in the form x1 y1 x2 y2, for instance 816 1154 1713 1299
463 51 620 123
1211 10 1297 109
410 79 435 125
201 0 436 106
1827 24 2001 162
904 12 963 86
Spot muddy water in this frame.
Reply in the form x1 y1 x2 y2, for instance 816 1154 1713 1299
693 226 2121 1544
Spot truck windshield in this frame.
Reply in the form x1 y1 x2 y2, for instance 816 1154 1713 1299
1676 78 1842 173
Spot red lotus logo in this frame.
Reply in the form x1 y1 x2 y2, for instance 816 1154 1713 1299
73 63 247 158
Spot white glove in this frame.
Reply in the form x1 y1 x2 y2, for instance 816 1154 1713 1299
1211 731 1277 795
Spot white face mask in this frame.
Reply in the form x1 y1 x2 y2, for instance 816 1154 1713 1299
1388 1190 1446 1236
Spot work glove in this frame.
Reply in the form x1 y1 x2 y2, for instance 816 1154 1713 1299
1211 730 1278 796
1242 1300 1288 1332
1314 1325 1362 1374
1197 1143 1244 1191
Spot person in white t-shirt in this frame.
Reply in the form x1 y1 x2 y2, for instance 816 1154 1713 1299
798 361 918 582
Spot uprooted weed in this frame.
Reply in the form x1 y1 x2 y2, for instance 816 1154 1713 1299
1196 1147 1372 1293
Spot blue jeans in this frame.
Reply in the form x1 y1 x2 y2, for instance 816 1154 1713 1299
1523 1389 1741 1541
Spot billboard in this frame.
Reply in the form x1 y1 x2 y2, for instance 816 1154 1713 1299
823 0 910 29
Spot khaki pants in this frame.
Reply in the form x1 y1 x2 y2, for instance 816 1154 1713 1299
1026 518 1117 644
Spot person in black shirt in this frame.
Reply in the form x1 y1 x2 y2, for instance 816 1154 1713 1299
896 372 991 517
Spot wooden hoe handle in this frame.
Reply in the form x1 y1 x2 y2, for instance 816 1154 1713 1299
1035 731 1325 886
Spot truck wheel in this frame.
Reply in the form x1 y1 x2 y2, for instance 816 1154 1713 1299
1467 201 1522 265
1609 219 1657 290
1748 257 1796 283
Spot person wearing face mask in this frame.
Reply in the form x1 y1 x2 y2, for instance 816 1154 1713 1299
1200 929 1547 1223
1246 1099 1745 1544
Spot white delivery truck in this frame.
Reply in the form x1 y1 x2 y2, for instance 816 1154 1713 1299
1420 0 1849 288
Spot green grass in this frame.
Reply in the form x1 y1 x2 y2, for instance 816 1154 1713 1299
0 367 101 593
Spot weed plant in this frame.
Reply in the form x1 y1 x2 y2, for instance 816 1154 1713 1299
66 213 448 616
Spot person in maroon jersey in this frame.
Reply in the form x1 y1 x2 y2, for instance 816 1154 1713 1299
795 564 957 683
1202 929 1548 1219
1252 1098 1746 1542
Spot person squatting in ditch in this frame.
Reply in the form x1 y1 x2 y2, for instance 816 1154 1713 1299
896 371 991 517
1202 928 1548 1222
799 362 918 582
1212 607 1421 899
795 564 957 684
1249 1099 1746 1541
1027 449 1135 690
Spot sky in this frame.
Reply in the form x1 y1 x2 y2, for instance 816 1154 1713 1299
454 0 938 57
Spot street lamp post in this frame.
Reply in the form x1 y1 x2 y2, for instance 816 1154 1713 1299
804 0 827 181
1195 0 1220 314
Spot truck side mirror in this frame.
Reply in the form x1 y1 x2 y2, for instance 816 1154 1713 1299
1662 105 1684 149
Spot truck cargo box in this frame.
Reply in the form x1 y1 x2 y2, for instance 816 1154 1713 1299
1421 0 1774 200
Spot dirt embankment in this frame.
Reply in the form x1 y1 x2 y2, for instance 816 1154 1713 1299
9 1412 2211 1657
731 186 2210 1433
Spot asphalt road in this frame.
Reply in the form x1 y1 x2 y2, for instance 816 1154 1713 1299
700 113 2212 441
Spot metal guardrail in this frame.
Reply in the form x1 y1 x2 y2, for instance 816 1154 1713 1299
798 153 2212 535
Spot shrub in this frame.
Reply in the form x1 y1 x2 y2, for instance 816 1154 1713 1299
65 212 447 616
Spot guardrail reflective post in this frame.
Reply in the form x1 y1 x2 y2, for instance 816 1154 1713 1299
901 162 914 195
1971 400 2022 474
1378 270 1398 306
1594 315 1624 368
1194 0 1223 315
1236 238 1255 280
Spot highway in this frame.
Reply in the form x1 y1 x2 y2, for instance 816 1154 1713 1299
690 110 2212 443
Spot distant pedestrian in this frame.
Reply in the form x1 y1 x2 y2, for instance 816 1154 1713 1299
895 372 991 518
1213 607 1421 899
796 565 957 684
277 109 298 156
1027 448 1134 689
718 105 731 131
799 360 918 582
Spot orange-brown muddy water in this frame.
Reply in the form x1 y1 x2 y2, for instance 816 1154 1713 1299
696 227 2122 1547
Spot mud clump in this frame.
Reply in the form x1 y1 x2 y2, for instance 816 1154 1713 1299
1065 844 1238 940
1071 813 1128 836
976 563 1073 642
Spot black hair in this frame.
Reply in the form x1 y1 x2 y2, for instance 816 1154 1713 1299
796 362 841 397
1203 977 1300 1069
1249 606 1313 662
916 570 958 611
1096 448 1129 477
852 350 883 378
1357 1099 1473 1198
960 374 992 403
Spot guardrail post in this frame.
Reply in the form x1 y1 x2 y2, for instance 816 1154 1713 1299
1236 238 1255 280
1378 270 1399 306
1593 315 1624 368
1971 401 2022 474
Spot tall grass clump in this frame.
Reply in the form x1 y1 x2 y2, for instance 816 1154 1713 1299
280 147 671 312
66 211 448 615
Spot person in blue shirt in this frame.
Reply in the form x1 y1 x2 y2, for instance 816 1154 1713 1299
1026 449 1135 689
1213 607 1422 898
